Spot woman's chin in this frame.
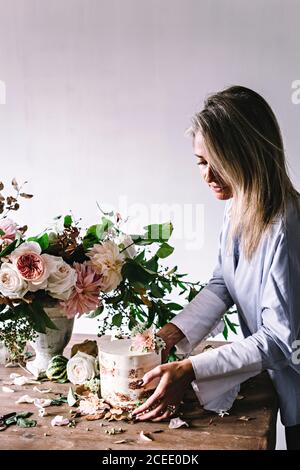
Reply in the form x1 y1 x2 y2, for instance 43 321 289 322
213 190 232 200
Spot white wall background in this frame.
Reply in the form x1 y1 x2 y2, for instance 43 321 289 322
0 0 299 449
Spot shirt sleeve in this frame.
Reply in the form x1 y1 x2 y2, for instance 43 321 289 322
170 204 234 354
189 218 300 392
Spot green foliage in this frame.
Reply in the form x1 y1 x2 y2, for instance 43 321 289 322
64 215 73 227
83 217 114 250
28 233 49 250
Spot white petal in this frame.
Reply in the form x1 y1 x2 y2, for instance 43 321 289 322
10 373 21 379
33 386 52 394
16 394 35 404
169 417 189 429
139 431 153 442
34 398 52 408
2 386 14 393
13 376 40 386
51 415 70 427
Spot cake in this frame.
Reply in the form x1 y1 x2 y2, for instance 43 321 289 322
99 332 163 410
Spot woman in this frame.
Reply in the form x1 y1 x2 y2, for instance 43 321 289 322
132 86 300 450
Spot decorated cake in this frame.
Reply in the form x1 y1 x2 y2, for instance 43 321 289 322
99 327 165 410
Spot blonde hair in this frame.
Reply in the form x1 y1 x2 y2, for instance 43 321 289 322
188 86 299 260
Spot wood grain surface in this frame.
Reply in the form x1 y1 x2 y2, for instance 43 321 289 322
0 335 278 450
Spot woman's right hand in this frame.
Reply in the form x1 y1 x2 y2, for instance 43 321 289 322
156 323 185 363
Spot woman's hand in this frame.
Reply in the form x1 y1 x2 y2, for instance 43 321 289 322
132 359 195 422
156 323 185 363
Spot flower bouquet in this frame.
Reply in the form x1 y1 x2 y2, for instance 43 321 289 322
0 179 238 370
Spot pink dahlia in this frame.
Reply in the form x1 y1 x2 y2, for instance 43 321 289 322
61 262 102 319
131 329 156 353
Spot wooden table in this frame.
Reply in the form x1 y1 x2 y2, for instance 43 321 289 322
0 335 278 450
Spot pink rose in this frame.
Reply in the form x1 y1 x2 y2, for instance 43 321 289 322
10 241 57 291
16 252 45 281
0 218 17 243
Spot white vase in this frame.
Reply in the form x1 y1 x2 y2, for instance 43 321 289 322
26 306 74 378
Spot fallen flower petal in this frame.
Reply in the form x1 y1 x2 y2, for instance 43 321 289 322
238 416 256 421
51 415 70 427
169 417 189 429
13 376 40 386
33 386 52 394
2 386 14 393
9 373 21 379
34 398 52 408
16 395 35 404
139 430 153 442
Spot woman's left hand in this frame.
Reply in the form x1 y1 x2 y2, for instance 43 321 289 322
132 359 195 421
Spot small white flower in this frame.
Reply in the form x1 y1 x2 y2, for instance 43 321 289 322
67 351 97 385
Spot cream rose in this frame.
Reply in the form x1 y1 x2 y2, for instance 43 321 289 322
88 240 124 292
10 242 57 292
0 263 28 299
67 351 97 385
46 257 77 300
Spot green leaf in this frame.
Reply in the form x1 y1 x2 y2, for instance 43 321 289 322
222 322 229 340
83 217 114 250
27 302 58 333
50 395 68 406
187 287 199 302
160 279 172 294
134 250 145 263
28 233 49 251
122 259 156 287
224 315 239 335
146 305 156 328
67 387 78 407
112 313 123 328
156 242 174 259
16 412 33 419
0 239 19 257
165 302 183 311
86 305 104 318
143 255 158 272
64 215 73 227
150 283 165 298
16 418 37 428
0 229 5 236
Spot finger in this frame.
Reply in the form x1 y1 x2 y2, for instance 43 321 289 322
132 389 163 415
135 402 165 421
142 366 162 386
151 409 172 422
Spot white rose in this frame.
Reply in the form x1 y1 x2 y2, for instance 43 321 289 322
0 263 28 299
67 351 97 385
118 234 137 259
46 257 77 300
88 240 124 292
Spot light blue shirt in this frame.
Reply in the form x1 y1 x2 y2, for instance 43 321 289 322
171 198 300 426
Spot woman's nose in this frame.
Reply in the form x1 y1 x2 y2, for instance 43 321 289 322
203 165 215 183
